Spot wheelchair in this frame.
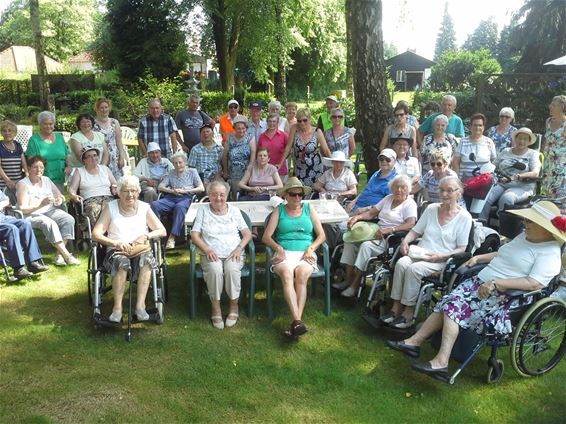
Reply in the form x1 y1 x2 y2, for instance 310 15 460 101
430 262 566 385
68 198 94 252
87 238 167 341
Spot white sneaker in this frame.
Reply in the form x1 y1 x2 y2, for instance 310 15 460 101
108 311 122 323
65 255 81 266
135 308 150 321
166 238 175 250
54 254 66 266
341 286 358 298
332 281 350 290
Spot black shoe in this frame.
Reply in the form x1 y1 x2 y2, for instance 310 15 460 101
13 267 33 280
411 361 449 380
386 340 421 358
291 320 308 336
28 261 49 274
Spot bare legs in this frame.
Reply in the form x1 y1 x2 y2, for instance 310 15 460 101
111 265 152 314
274 264 313 321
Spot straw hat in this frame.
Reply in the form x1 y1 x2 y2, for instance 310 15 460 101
512 127 537 146
322 151 353 168
509 200 566 243
277 176 312 197
80 145 101 161
343 221 380 243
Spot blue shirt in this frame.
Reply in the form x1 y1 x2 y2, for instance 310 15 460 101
419 112 465 138
354 169 397 211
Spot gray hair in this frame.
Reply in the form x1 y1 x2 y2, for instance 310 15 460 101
442 95 457 107
433 114 449 126
268 101 281 111
170 151 187 163
551 95 566 113
206 179 230 195
38 111 56 125
148 98 162 107
117 175 141 193
499 107 515 120
439 175 463 191
388 174 412 191
188 94 201 102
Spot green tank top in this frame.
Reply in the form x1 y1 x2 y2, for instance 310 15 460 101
275 203 314 251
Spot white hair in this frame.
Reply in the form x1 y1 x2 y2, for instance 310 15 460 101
206 179 230 195
388 174 412 191
170 151 187 163
38 111 56 125
433 114 449 125
442 95 457 106
268 101 281 111
499 107 515 120
117 175 141 193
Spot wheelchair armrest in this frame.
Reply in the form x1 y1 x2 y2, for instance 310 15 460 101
455 262 488 277
4 206 24 219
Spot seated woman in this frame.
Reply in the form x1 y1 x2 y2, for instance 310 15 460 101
486 107 517 155
334 175 417 298
92 176 166 323
479 127 540 221
387 201 564 380
16 156 80 266
383 176 473 329
190 180 252 329
238 147 283 201
68 146 118 226
151 152 204 250
262 177 326 338
412 151 458 204
313 150 357 201
0 120 27 202
392 136 421 183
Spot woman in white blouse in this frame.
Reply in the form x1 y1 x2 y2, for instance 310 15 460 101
190 180 252 330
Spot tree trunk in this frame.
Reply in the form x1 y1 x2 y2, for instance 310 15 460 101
30 0 49 110
274 0 287 101
347 0 390 177
211 0 230 91
344 0 354 96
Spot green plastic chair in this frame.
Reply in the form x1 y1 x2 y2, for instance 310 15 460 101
188 210 256 318
264 213 331 320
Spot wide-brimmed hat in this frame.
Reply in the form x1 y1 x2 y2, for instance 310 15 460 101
80 145 100 161
277 176 312 197
379 148 397 161
322 151 353 168
146 142 161 153
509 200 566 243
232 116 248 128
343 221 380 243
391 136 414 147
512 127 537 146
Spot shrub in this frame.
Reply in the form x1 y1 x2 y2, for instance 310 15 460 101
412 89 476 123
0 103 38 123
54 114 78 133
200 91 233 118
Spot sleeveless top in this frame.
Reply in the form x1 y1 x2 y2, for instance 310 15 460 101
107 200 149 244
275 203 313 251
69 131 105 168
19 176 55 215
324 127 352 156
248 163 278 187
78 165 112 199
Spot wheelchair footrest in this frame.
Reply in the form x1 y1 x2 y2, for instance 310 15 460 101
362 309 384 329
93 313 121 329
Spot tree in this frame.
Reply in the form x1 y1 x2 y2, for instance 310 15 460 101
103 0 189 81
509 0 566 72
383 42 398 60
346 0 390 177
29 0 48 110
0 0 100 62
462 19 498 57
496 24 520 72
429 49 502 91
433 2 456 62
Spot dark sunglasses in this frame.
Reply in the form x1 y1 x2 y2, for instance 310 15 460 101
430 161 444 167
378 156 392 163
331 115 344 119
287 191 304 197
229 105 238 109
297 118 309 123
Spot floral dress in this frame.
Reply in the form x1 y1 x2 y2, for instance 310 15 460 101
94 119 123 180
293 130 323 186
541 119 566 197
487 125 517 155
420 133 456 172
324 127 352 156
227 134 252 180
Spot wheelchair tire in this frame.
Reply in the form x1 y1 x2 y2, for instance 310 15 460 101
486 359 504 384
87 248 95 307
156 302 164 324
511 297 566 377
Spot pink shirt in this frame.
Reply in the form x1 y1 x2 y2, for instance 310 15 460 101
249 163 278 187
258 129 289 175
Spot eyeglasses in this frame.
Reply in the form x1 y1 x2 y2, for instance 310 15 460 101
287 191 304 198
331 115 344 119
297 118 309 123
439 188 458 193
229 105 238 109
394 113 406 117
430 161 445 167
500 115 512 119
378 156 392 163
121 189 138 194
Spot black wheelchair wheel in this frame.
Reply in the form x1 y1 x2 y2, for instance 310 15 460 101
87 248 95 306
511 297 566 377
486 359 504 384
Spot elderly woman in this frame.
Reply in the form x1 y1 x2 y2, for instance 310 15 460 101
0 120 27 200
479 127 541 221
238 147 283 201
94 97 125 180
392 137 421 183
190 180 252 329
151 152 204 250
268 100 288 133
486 107 517 155
313 151 357 199
92 175 166 323
323 108 356 157
285 102 298 128
69 113 109 169
382 176 473 329
284 108 331 186
452 113 496 184
379 103 417 156
259 114 289 180
262 177 326 338
334 175 417 298
541 95 566 197
68 146 118 225
26 111 71 191
420 114 457 173
222 116 256 200
412 151 459 203
16 156 80 266
387 201 563 380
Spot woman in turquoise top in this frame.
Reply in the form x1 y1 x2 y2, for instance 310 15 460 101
262 177 326 339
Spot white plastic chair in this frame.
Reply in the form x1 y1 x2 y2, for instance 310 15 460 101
15 125 33 150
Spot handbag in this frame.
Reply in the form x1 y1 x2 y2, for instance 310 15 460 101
115 240 151 258
463 173 493 198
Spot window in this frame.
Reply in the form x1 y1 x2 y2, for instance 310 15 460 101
395 70 406 82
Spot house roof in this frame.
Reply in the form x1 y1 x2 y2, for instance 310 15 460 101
385 51 435 70
0 45 63 73
68 52 93 63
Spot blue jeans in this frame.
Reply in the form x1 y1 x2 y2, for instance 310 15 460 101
0 214 43 268
150 194 192 237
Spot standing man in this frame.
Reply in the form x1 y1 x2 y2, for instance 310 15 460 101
219 99 242 143
317 95 347 131
188 124 224 184
247 100 267 143
138 98 179 159
175 94 215 153
418 95 465 145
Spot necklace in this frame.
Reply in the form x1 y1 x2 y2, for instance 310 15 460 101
2 141 16 152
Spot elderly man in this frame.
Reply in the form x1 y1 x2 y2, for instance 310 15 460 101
247 100 267 143
0 191 48 280
219 99 243 142
317 95 348 131
268 100 288 133
133 142 174 202
188 124 224 184
138 99 179 159
175 94 215 153
418 95 465 145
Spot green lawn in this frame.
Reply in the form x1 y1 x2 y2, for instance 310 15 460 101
1 246 565 424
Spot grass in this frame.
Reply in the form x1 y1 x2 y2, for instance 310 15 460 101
1 245 565 424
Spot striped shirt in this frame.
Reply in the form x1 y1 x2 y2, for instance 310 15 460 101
0 141 24 188
138 113 178 159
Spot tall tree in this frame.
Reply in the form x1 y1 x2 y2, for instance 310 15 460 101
496 24 520 72
509 0 566 72
433 2 456 61
462 19 498 57
29 0 48 110
346 0 390 177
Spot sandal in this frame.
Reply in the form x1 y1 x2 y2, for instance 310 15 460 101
211 315 224 330
225 313 239 328
291 320 308 336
